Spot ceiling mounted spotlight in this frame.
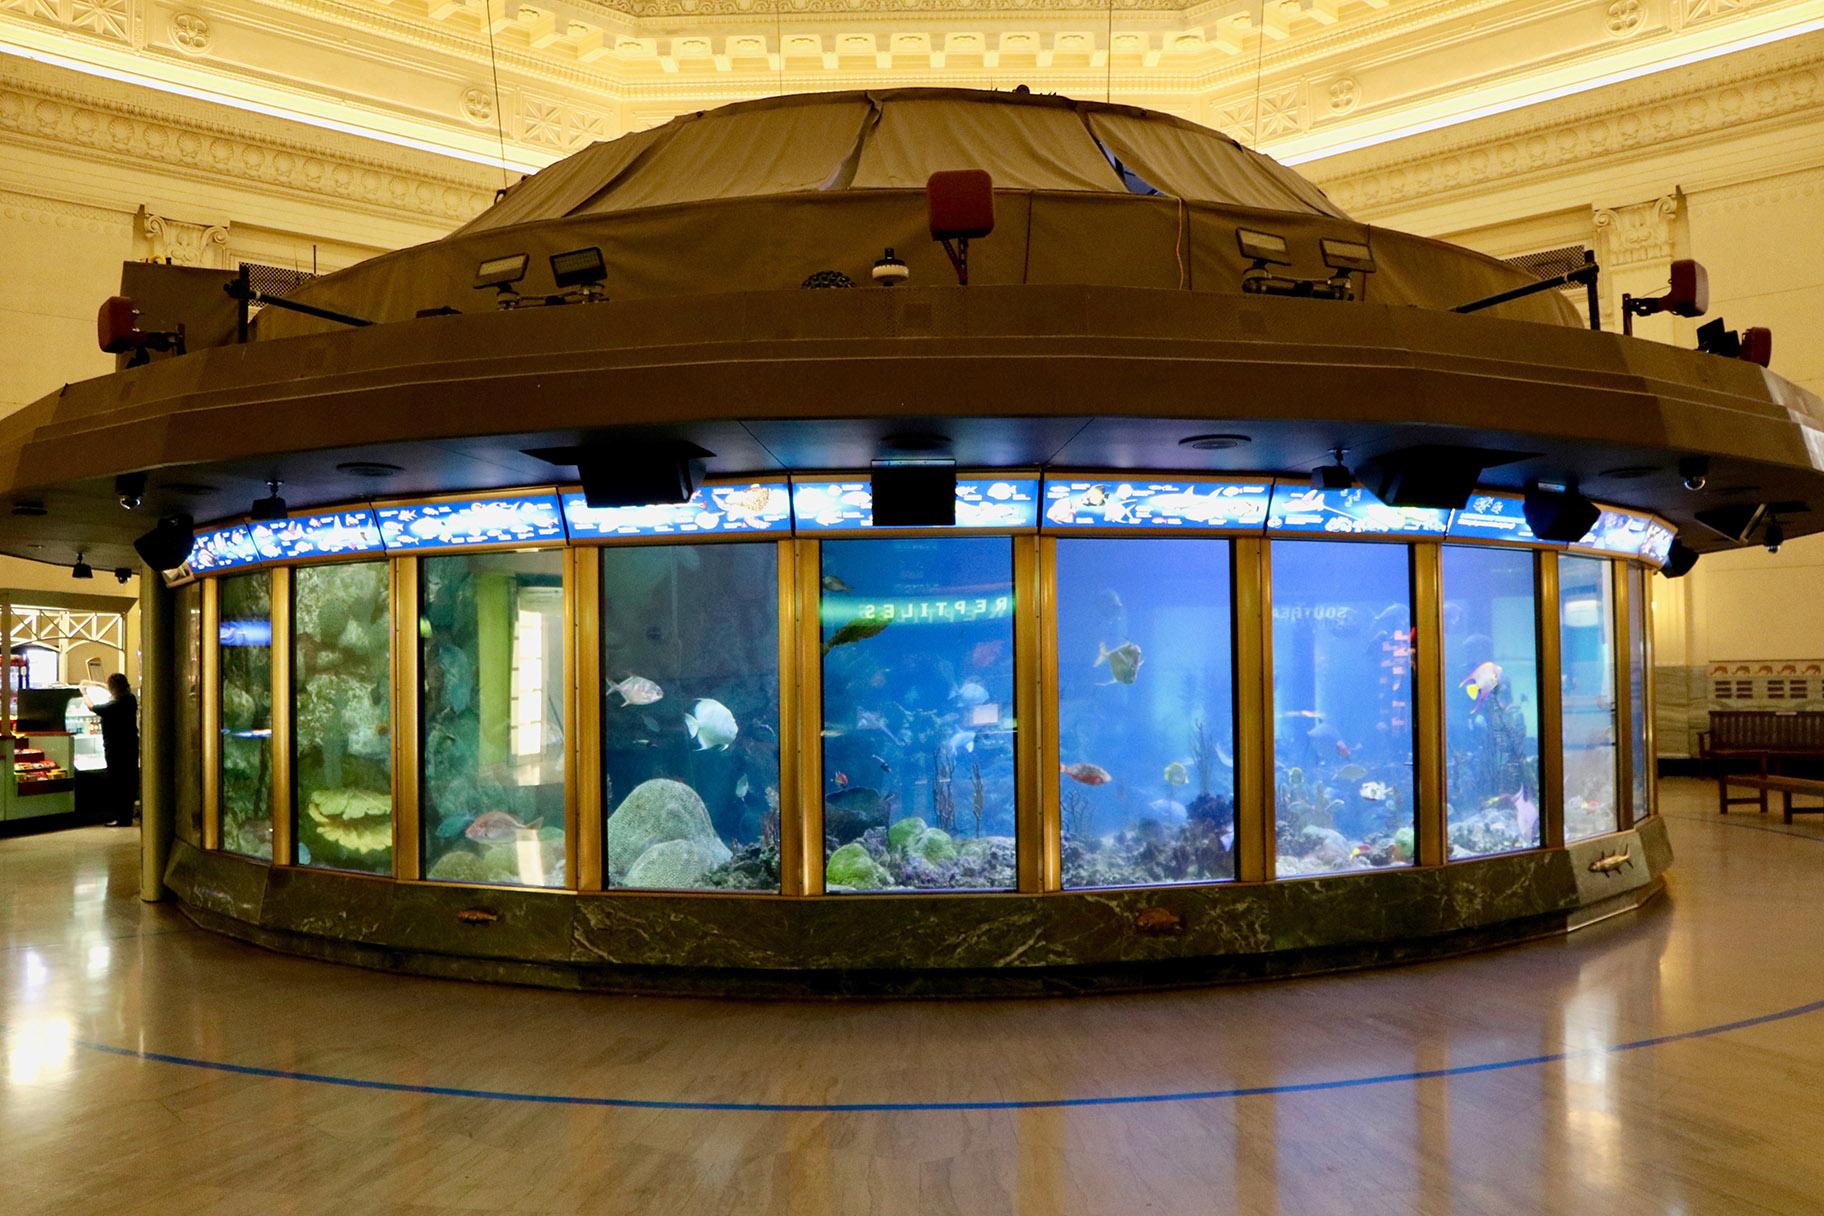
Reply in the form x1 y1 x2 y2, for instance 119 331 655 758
1764 514 1785 554
114 567 132 584
1622 258 1708 335
134 513 195 572
1522 484 1601 543
1661 539 1700 578
1311 447 1352 490
1179 433 1250 452
872 248 909 286
115 472 146 510
71 553 93 580
250 479 287 521
1679 456 1709 492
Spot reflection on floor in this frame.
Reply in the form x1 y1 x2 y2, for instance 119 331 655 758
4 779 1824 1214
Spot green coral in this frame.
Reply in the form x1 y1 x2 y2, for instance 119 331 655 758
888 816 929 852
826 841 890 890
606 778 730 882
910 828 957 864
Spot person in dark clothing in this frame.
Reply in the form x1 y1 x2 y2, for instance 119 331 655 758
92 673 139 828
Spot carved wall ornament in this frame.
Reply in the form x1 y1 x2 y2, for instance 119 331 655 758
1328 76 1360 113
138 206 232 268
1606 0 1645 37
461 87 495 125
1683 0 1750 25
1213 84 1302 145
69 0 129 40
1592 194 1679 268
171 13 213 55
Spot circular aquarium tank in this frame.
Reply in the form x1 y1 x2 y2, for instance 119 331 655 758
8 88 1822 994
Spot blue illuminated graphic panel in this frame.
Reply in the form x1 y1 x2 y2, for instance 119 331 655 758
1267 485 1449 536
377 493 565 551
1041 479 1272 530
1574 507 1653 558
250 509 384 561
791 478 1039 531
187 524 262 574
1447 493 1549 545
561 482 792 540
1638 519 1676 567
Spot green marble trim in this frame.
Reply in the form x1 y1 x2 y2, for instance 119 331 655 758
165 816 1671 996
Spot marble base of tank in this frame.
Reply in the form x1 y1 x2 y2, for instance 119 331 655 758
164 818 1670 997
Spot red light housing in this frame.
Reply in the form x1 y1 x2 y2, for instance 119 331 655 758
1739 326 1773 368
97 295 139 354
926 170 995 241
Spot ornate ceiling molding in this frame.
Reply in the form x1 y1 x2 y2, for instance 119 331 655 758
0 56 497 226
1310 33 1824 218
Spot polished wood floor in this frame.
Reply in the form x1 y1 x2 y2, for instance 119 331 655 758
4 778 1823 1215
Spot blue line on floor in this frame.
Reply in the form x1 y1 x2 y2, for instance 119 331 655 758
72 994 1824 1114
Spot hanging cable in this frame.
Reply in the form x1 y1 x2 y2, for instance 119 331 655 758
1249 0 1267 150
1105 0 1115 103
484 0 509 193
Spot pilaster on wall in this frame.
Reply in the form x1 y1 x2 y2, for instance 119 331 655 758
1592 192 1692 341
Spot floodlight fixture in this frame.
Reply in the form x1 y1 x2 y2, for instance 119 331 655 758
71 553 93 580
1310 447 1352 490
1522 484 1601 543
1236 229 1290 267
1320 238 1375 275
1622 258 1708 335
134 513 195 572
549 246 607 299
474 253 529 305
927 170 994 285
872 248 909 286
250 479 287 521
1696 317 1774 368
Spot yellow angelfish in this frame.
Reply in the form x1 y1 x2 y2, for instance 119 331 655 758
1460 661 1503 703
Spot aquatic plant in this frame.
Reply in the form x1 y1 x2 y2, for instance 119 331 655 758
970 757 986 837
1062 787 1091 839
1191 716 1214 798
933 747 956 831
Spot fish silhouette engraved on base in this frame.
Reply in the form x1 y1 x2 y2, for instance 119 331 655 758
1588 849 1634 875
1134 907 1184 936
456 908 500 925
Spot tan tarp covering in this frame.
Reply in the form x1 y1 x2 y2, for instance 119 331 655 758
850 95 1121 192
264 189 1579 341
1086 111 1346 218
575 96 877 214
452 127 669 236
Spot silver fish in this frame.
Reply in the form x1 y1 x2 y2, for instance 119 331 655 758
608 675 664 706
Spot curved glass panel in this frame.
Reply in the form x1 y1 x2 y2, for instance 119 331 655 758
1629 565 1651 818
1560 555 1619 839
1442 546 1542 858
1043 479 1270 530
793 479 1040 532
820 537 1017 892
421 551 567 887
294 562 393 873
217 571 273 859
174 582 203 848
1057 538 1235 887
379 494 565 551
1271 541 1414 875
251 509 383 562
601 543 780 891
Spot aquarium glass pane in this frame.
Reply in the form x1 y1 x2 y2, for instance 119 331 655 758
1270 541 1414 875
1442 546 1542 858
294 563 393 873
600 544 781 891
1057 538 1235 888
421 551 567 887
1560 556 1619 839
174 582 203 848
820 537 1016 891
218 571 273 859
1629 565 1651 819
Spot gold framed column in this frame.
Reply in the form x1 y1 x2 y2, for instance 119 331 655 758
1015 535 1058 893
201 576 221 851
269 566 294 866
1411 543 1447 867
391 557 422 881
570 547 603 891
784 539 824 896
1535 551 1566 851
1232 537 1273 883
1612 564 1636 829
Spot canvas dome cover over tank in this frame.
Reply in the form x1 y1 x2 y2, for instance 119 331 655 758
262 88 1579 336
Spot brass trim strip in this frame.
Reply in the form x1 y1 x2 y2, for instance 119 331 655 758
392 558 422 882
1642 568 1660 818
1412 543 1447 868
790 539 825 896
1233 537 1272 883
270 566 294 867
572 547 604 892
1612 564 1635 829
201 576 221 851
774 540 804 896
1536 551 1566 851
1014 535 1056 892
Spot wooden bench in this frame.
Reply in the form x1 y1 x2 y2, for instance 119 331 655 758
1718 774 1824 824
1699 710 1824 814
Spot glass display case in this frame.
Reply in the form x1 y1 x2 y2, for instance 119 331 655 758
66 692 106 773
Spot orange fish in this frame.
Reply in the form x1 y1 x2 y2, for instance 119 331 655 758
1335 739 1351 760
835 771 850 788
1061 762 1113 786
